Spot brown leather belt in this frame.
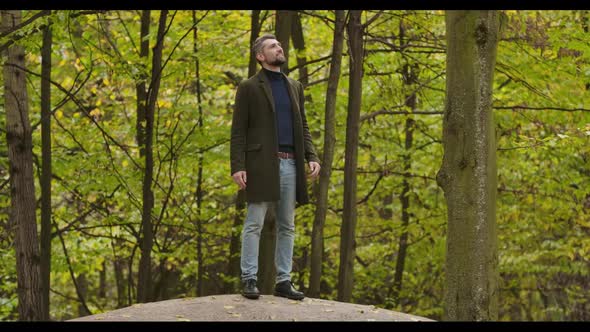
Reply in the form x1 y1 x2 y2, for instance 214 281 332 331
277 152 295 159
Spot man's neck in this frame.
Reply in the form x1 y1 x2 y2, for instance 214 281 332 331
262 64 281 72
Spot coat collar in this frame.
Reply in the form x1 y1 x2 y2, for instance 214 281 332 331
255 69 299 114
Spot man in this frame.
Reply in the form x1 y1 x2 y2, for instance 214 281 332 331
230 34 321 301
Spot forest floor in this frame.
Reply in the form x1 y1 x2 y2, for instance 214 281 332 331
68 294 434 322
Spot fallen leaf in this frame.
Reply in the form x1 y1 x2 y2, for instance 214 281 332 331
121 314 131 318
177 318 191 321
175 314 184 318
94 316 104 320
231 313 241 318
367 319 376 322
223 305 234 310
324 309 334 312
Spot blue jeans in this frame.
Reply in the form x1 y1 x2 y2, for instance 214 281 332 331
241 158 297 284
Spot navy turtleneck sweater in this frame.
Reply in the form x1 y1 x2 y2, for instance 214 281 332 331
264 68 294 153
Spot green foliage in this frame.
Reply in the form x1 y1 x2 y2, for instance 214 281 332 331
0 9 588 321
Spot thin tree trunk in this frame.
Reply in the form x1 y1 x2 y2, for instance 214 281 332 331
391 19 418 306
138 9 168 303
337 10 364 303
2 9 43 321
309 10 345 298
136 10 150 156
256 11 293 292
226 191 245 293
291 12 308 86
275 10 293 75
223 10 263 294
39 12 52 321
437 10 499 321
98 261 106 299
192 10 205 297
248 10 261 78
391 117 414 305
76 274 90 317
113 252 126 308
258 206 276 294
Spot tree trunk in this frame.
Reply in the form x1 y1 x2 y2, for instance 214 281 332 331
337 10 364 303
275 10 293 75
138 9 168 303
113 253 126 308
2 9 43 321
76 274 90 317
391 117 414 305
437 10 499 321
39 12 53 321
99 261 106 299
135 10 150 157
290 12 308 86
255 11 292 292
248 10 262 78
309 9 345 298
258 206 277 294
226 191 245 293
192 10 205 297
391 20 418 306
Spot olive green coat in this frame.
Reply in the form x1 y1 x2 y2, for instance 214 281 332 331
230 69 319 204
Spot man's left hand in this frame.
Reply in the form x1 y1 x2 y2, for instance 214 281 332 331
308 161 321 179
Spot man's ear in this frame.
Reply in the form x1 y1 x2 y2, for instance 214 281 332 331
255 52 264 63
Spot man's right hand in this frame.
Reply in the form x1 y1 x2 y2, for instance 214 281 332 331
232 171 247 190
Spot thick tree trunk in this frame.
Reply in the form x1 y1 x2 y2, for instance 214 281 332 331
309 10 345 298
275 10 293 75
40 13 53 321
2 10 43 321
437 10 499 321
138 9 168 303
337 10 364 303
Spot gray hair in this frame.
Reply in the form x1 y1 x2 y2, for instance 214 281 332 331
252 33 277 57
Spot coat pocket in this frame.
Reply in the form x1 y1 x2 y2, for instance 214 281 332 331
246 143 262 152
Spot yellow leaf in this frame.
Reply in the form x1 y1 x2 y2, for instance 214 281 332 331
223 306 234 310
88 194 97 203
122 160 129 168
56 110 63 119
89 108 101 117
96 99 102 107
103 78 110 86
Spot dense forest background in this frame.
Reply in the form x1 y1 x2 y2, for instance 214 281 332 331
0 10 589 321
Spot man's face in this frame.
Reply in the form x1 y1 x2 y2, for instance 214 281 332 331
257 38 285 66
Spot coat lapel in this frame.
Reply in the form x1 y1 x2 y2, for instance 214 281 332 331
257 70 275 113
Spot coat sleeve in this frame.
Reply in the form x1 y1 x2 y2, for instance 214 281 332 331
230 81 248 175
298 81 320 164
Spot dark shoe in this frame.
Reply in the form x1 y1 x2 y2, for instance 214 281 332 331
274 280 304 300
241 279 260 299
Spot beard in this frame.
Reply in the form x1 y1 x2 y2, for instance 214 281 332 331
268 54 286 66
